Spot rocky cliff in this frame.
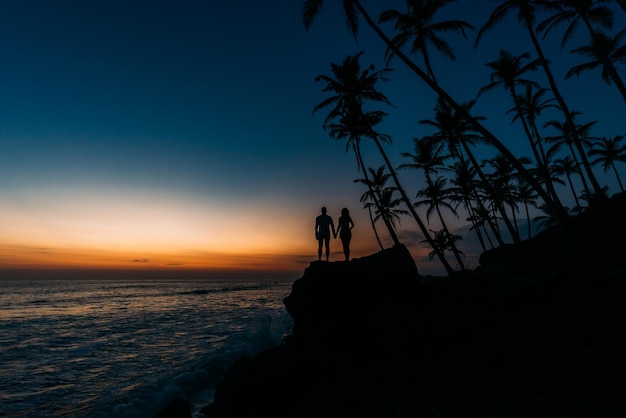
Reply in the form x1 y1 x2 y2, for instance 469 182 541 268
201 244 421 418
193 242 626 417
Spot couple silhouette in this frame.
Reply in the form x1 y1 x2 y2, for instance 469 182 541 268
314 206 354 262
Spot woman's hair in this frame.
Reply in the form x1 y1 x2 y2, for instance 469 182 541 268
341 208 349 216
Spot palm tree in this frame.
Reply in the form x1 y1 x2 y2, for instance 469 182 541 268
325 105 402 246
303 0 570 229
514 181 539 239
544 111 598 199
447 160 493 253
368 186 410 232
476 47 544 244
417 98 508 245
313 50 456 274
313 51 393 142
475 0 606 199
377 0 474 83
566 29 626 103
354 165 398 249
398 137 465 269
313 52 401 246
588 135 626 192
552 155 584 209
478 50 549 194
414 176 466 270
537 0 615 48
508 85 565 207
467 203 500 249
481 153 532 244
509 85 557 162
422 229 464 269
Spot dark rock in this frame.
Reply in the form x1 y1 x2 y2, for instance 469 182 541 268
202 244 421 418
477 191 626 278
199 195 626 417
153 397 192 418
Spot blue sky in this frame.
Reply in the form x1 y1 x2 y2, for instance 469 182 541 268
1 1 625 278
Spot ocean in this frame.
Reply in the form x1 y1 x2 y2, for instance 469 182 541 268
0 277 295 418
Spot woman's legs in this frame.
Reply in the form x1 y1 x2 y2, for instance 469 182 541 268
341 238 350 261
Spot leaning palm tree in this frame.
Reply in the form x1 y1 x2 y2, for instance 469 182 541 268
397 136 465 269
447 160 493 252
354 165 397 250
356 166 410 243
481 153 532 244
552 155 584 210
565 29 626 103
475 0 606 199
377 0 474 83
514 180 539 239
313 51 455 275
313 51 401 246
368 186 410 233
537 0 615 48
544 111 598 199
326 105 402 246
467 203 500 250
422 228 465 270
303 0 570 229
588 135 626 192
417 98 507 245
479 49 569 220
508 85 566 208
508 85 558 174
414 176 467 270
313 50 394 143
478 50 547 192
477 47 545 244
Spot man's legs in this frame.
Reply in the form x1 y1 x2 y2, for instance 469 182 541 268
318 239 323 261
325 237 330 261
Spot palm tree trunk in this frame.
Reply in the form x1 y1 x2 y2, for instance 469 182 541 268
530 122 564 206
581 19 626 103
524 20 605 198
466 202 488 252
354 142 401 246
435 203 466 270
371 137 455 275
611 163 625 192
457 139 516 244
367 205 385 250
565 172 582 209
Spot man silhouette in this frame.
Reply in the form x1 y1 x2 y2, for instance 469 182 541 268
315 206 335 261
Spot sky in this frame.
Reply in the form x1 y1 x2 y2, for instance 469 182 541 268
1 1 625 279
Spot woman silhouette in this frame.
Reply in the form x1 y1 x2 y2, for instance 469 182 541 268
335 207 354 261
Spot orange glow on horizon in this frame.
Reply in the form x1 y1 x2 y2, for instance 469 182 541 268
0 190 443 277
0 243 312 272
